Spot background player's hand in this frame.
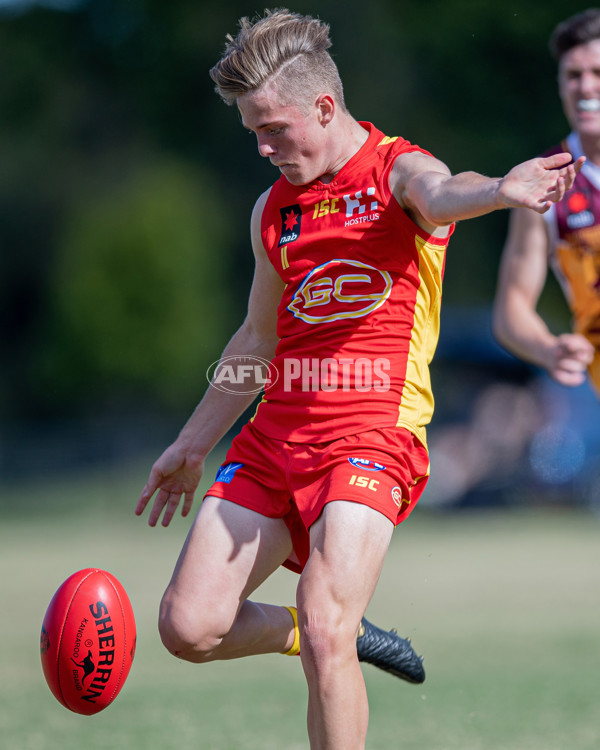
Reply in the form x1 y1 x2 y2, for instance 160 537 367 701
545 333 594 387
498 153 585 213
135 441 205 527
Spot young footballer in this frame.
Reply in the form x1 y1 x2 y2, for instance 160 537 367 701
136 10 582 749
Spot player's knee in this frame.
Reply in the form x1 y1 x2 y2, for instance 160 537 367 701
158 595 228 663
299 608 356 670
158 613 222 662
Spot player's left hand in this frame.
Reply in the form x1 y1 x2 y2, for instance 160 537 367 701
135 441 205 527
546 332 595 387
498 153 585 213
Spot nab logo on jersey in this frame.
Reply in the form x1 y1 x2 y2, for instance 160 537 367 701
279 204 302 247
565 190 594 230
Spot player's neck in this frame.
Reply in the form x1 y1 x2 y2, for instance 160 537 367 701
319 117 369 184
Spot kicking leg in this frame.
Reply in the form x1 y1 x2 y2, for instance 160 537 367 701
159 495 298 662
296 500 394 750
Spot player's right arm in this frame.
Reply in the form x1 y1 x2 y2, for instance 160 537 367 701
492 206 594 385
135 189 285 527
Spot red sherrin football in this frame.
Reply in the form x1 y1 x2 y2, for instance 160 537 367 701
40 568 136 715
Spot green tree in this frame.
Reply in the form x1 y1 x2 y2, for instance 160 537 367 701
38 157 235 415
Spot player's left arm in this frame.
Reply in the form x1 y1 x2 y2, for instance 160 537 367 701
493 206 594 385
391 150 585 231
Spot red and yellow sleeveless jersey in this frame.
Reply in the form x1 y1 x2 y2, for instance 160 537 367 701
251 121 454 445
543 134 600 393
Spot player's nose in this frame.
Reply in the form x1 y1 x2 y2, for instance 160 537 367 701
257 136 276 158
579 70 600 97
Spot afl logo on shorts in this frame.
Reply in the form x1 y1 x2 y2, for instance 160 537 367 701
348 457 386 472
215 462 244 484
288 259 392 324
279 204 302 247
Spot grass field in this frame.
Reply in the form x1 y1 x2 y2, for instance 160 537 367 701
2 459 599 750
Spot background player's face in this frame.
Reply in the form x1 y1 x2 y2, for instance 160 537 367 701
559 38 600 140
238 83 333 186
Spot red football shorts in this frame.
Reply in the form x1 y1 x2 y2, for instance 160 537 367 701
205 422 430 573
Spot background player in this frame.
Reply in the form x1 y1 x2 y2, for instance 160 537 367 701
494 8 600 395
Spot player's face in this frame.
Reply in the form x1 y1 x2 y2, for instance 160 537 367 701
237 84 332 185
559 39 600 140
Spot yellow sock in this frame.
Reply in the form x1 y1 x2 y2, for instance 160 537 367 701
283 606 300 656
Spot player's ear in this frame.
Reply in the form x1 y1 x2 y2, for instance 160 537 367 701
316 94 335 126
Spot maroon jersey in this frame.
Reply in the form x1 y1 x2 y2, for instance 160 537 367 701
544 134 600 392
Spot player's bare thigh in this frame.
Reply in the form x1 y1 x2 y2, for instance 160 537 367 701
297 500 394 639
162 496 293 631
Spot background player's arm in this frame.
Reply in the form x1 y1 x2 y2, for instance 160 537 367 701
136 190 285 526
493 206 594 385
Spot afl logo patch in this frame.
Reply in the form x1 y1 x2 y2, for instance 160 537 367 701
348 457 386 472
288 259 392 324
215 462 244 484
279 204 302 247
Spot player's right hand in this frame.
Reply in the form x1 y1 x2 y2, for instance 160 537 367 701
135 442 205 527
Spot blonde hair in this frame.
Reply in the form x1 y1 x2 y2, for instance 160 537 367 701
209 8 346 111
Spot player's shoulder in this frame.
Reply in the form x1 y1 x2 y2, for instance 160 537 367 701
389 148 450 195
250 188 273 255
253 187 272 213
378 126 446 173
251 186 273 225
373 120 431 152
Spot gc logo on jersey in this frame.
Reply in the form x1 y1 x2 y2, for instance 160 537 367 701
279 204 302 247
288 259 392 324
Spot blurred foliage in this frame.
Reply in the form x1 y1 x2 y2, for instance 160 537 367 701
38 159 235 415
0 0 590 424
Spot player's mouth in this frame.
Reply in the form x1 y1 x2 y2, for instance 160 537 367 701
577 98 600 112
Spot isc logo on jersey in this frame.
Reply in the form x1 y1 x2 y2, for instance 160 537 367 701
288 259 392 324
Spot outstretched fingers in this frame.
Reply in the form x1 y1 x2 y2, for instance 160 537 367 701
139 486 195 528
539 151 574 170
554 155 585 194
135 445 204 526
151 489 182 528
135 466 163 518
181 491 196 518
533 155 586 213
548 172 567 205
138 484 196 527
